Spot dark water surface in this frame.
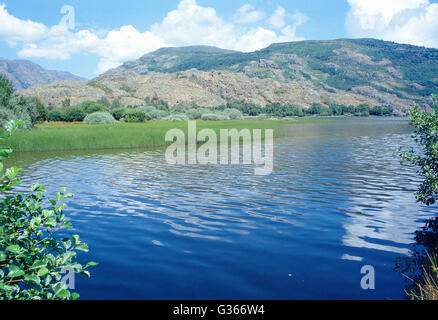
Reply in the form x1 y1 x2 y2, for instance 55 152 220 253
10 119 437 299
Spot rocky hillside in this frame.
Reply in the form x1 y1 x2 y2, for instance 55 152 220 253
20 39 438 114
0 58 86 90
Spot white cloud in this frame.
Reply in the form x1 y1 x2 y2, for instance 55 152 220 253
268 6 287 28
0 0 308 74
346 0 438 48
267 6 308 30
0 4 47 44
234 4 264 24
150 0 236 48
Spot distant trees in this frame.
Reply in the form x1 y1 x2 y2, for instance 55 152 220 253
222 100 393 118
48 100 109 122
0 76 13 106
0 76 48 129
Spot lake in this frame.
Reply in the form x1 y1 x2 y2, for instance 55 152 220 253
10 118 437 300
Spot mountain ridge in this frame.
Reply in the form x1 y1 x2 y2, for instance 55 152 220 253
0 58 86 90
20 39 438 114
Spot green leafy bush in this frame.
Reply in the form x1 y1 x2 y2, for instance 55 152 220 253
201 113 222 121
402 95 438 205
84 112 117 125
186 108 202 120
149 109 169 120
354 104 371 117
79 101 108 114
4 94 48 128
0 108 18 128
47 109 64 122
111 108 126 121
0 120 97 300
62 106 86 122
222 108 244 120
123 109 149 123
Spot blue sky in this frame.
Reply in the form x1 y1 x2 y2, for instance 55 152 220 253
0 0 437 78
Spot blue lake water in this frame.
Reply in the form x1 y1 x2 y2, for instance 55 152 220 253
11 119 437 299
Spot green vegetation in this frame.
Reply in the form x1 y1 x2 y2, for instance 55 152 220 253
401 94 438 300
224 100 393 118
118 39 438 101
7 120 326 153
48 101 109 123
123 109 150 123
402 95 438 205
84 112 117 125
0 76 48 129
0 120 97 300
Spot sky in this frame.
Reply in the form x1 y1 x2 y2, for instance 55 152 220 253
0 0 437 79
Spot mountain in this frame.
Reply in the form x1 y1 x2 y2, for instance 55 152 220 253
0 58 86 90
20 39 438 114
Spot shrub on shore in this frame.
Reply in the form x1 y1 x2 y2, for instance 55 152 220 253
80 101 108 114
62 106 87 122
222 108 244 120
0 76 48 129
84 112 117 125
201 113 221 121
111 108 127 121
401 94 438 300
48 109 64 122
123 109 150 123
0 120 97 300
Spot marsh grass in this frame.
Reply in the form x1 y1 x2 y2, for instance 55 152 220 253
8 120 328 152
406 255 438 300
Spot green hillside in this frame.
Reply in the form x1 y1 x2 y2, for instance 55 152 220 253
107 39 438 100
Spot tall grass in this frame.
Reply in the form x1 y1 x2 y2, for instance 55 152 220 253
406 255 438 300
9 120 327 152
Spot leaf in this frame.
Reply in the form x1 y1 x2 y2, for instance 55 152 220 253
60 251 76 265
0 147 12 159
45 217 57 228
71 292 80 300
5 166 20 180
55 289 71 299
30 260 47 270
31 183 46 193
7 265 25 278
4 120 16 133
85 261 99 269
60 221 73 229
6 245 20 254
0 251 6 262
76 243 89 252
37 267 49 277
61 238 72 250
24 274 41 285
80 270 90 278
71 235 80 245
